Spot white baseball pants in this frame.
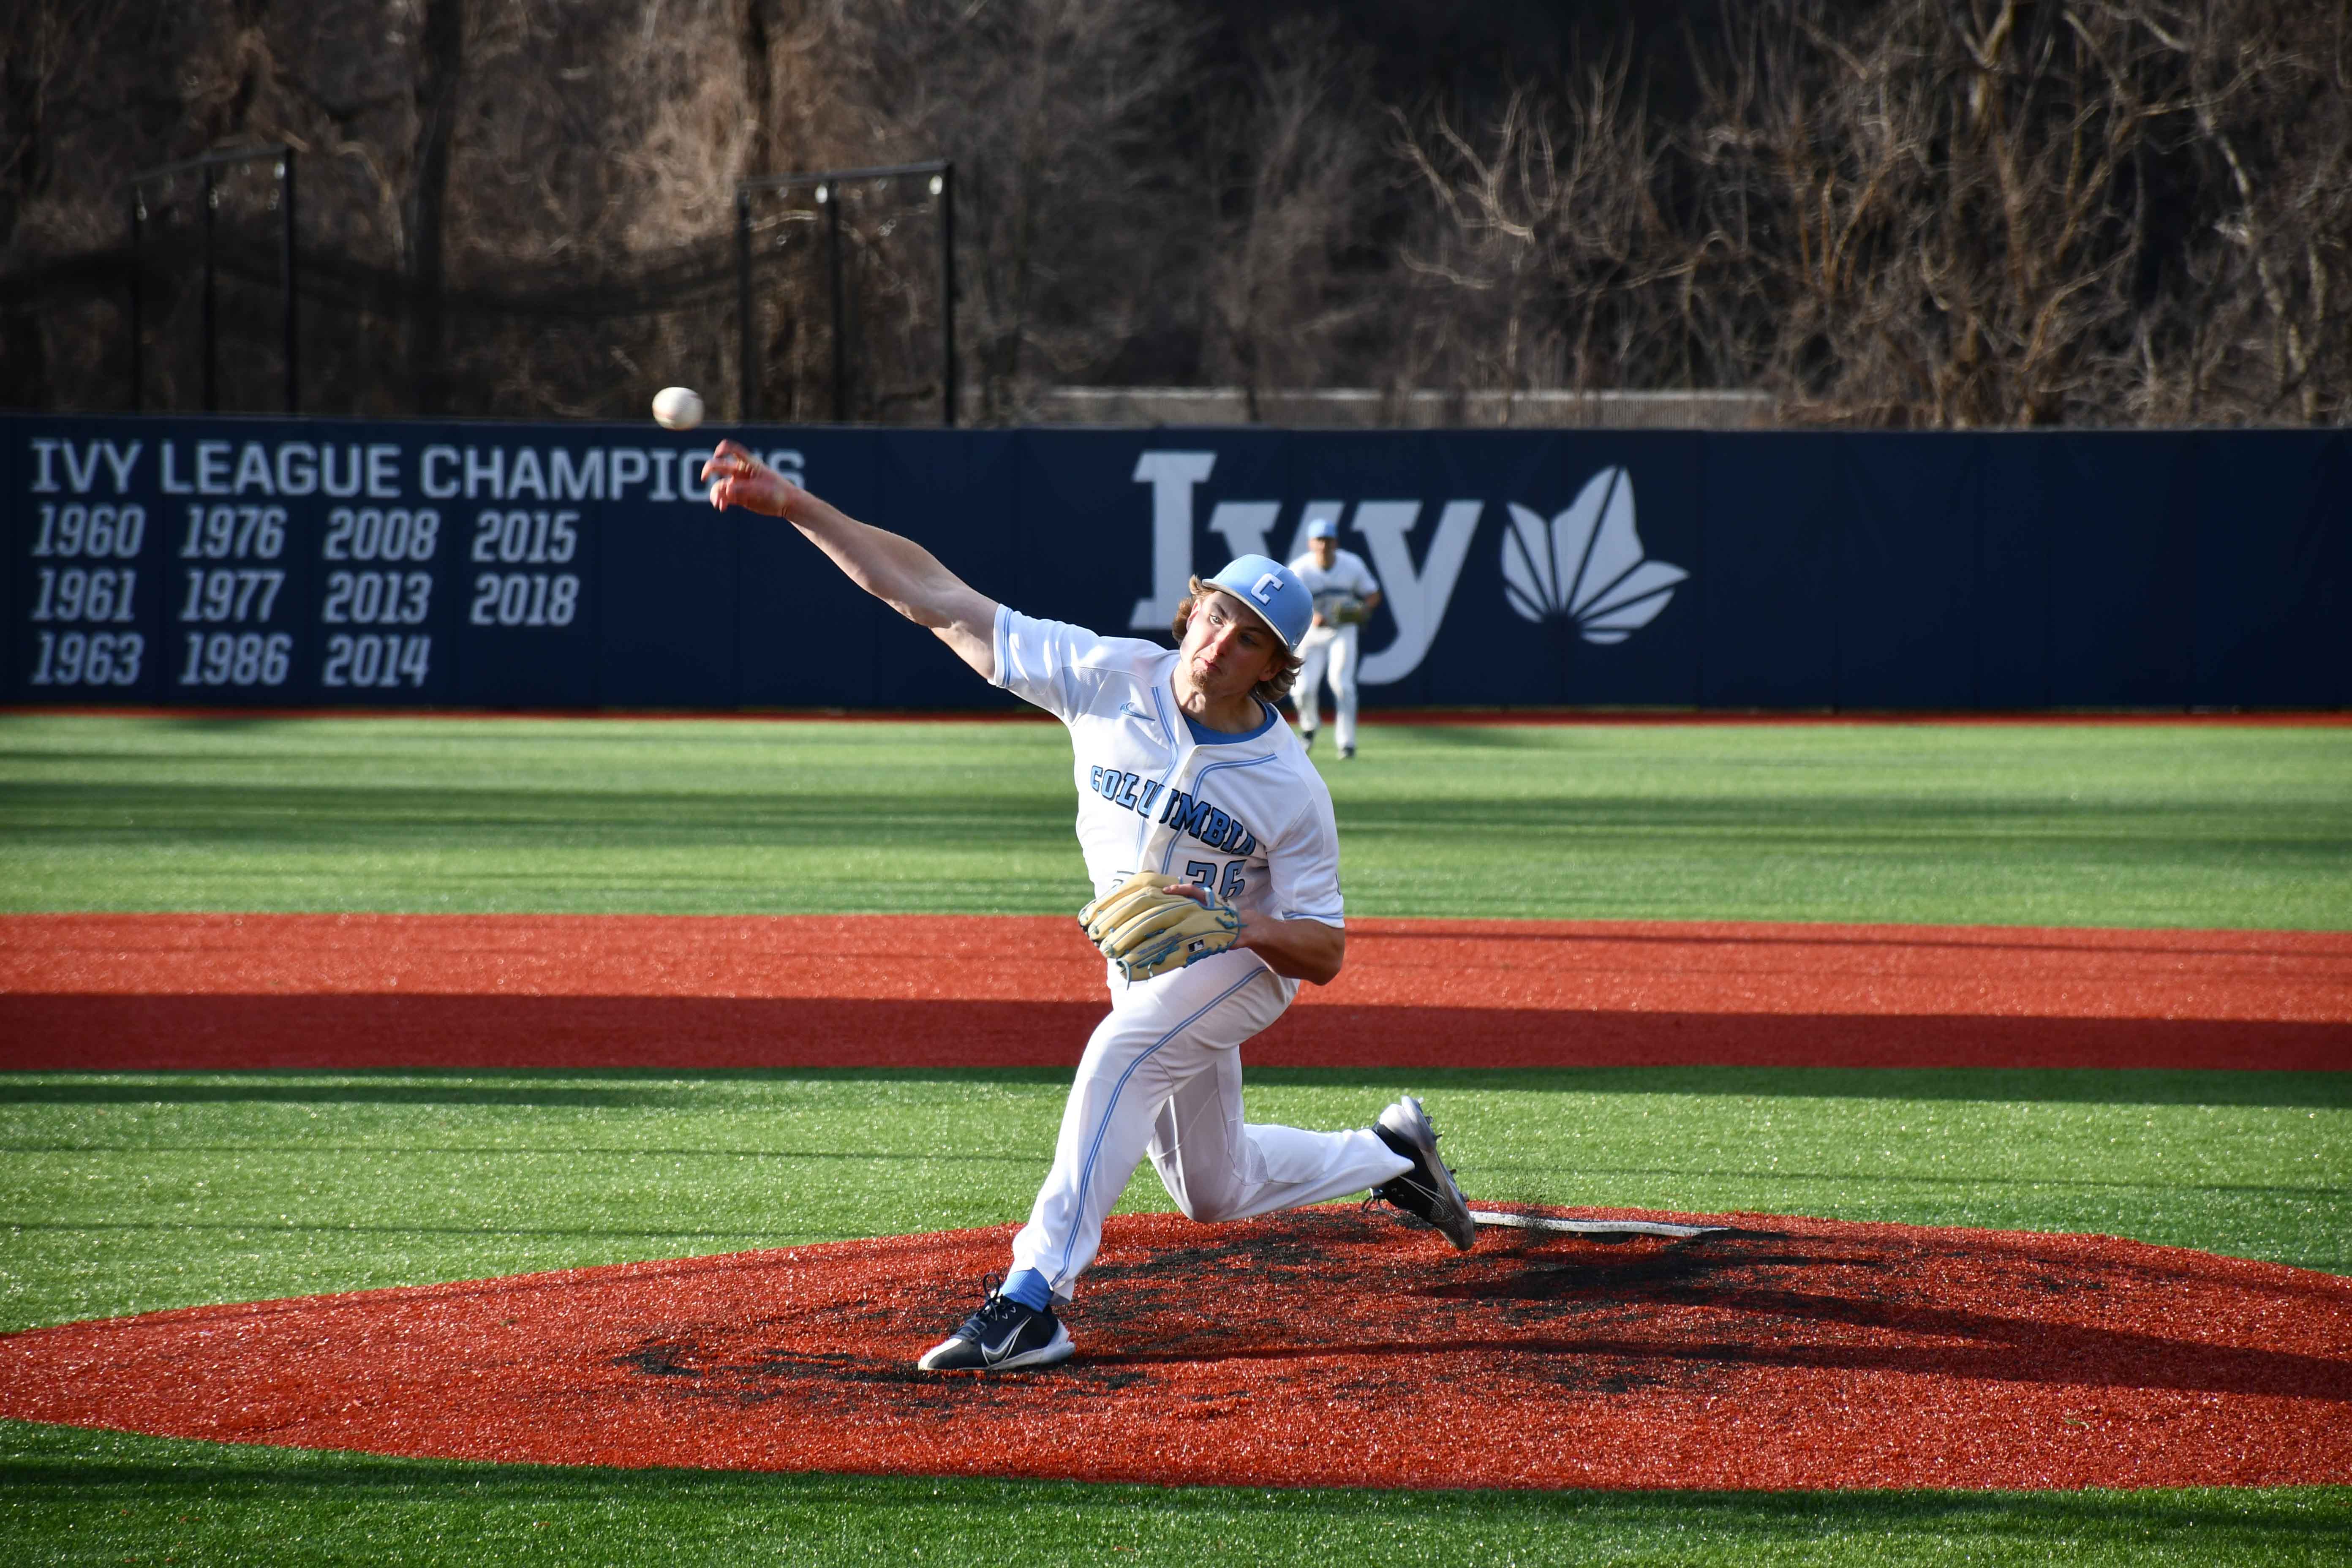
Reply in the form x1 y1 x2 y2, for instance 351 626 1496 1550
1291 625 1361 751
1008 947 1410 1301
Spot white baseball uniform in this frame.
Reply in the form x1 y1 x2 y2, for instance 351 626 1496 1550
1287 547 1381 752
991 604 1410 1301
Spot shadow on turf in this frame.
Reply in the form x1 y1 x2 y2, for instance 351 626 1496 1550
7 994 2346 1079
1255 1066 2352 1108
0 1078 719 1108
1470 1160 2348 1199
0 781 1071 847
0 1062 2344 1111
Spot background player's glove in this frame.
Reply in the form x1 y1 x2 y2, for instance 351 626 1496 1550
1315 589 1368 626
1078 871 1240 981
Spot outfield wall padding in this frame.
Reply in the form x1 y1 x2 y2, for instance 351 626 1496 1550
7 417 2344 710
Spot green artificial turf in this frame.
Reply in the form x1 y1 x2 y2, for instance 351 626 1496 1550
4 712 2347 1562
2 714 2347 927
2 1421 2346 1567
2 1064 2348 1563
3 1066 2345 1332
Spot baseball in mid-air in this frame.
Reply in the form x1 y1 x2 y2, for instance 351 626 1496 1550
651 385 704 431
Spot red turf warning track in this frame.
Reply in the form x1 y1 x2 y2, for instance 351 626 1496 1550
3 1209 2347 1489
4 914 2347 1071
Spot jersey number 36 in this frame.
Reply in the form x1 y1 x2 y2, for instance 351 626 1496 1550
1184 860 1248 901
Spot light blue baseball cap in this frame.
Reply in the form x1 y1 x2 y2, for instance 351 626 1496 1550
1198 554 1312 648
1306 516 1338 540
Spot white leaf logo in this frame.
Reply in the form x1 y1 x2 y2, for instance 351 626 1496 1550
1501 468 1688 645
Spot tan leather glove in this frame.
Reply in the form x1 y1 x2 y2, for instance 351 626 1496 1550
1078 871 1240 981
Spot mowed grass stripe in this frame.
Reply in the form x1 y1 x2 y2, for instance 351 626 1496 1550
2 715 2346 927
2 1067 2344 1334
3 1422 2345 1567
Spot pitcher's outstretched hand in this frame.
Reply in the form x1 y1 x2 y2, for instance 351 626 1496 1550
702 441 795 517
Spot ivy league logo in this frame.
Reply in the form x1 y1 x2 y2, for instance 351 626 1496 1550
1130 452 1686 682
1502 467 1688 645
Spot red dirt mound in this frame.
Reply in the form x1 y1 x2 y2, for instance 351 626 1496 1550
3 1209 2346 1489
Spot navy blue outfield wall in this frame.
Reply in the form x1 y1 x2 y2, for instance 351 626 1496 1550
5 415 2344 710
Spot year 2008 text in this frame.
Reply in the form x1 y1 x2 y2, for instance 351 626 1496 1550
22 494 585 694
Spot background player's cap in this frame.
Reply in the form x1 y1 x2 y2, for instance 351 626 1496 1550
1306 516 1338 540
1198 555 1312 648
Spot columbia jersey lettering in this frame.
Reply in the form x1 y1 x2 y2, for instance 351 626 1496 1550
991 605 1343 994
1288 547 1380 642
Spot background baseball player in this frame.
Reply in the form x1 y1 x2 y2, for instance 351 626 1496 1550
1286 517 1382 759
701 440 1476 1372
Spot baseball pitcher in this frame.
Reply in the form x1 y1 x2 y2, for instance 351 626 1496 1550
702 442 1476 1372
1287 516 1382 758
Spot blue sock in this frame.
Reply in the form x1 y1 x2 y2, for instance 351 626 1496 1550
999 1268 1053 1312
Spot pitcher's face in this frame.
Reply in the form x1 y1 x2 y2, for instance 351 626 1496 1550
1181 589 1282 702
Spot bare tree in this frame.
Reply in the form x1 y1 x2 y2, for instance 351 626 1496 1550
0 0 134 404
405 0 462 411
2159 0 2352 422
1677 0 2349 425
1196 18 1380 418
841 0 1207 422
419 0 786 416
7 0 2341 424
1386 0 2349 427
1674 0 2164 424
1388 52 1690 414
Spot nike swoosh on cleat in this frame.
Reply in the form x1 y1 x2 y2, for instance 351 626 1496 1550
981 1327 1024 1364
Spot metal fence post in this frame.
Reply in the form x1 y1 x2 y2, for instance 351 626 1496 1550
736 186 755 422
737 160 947 427
826 185 846 422
939 163 956 427
201 163 217 414
128 187 144 413
281 151 298 414
126 145 297 416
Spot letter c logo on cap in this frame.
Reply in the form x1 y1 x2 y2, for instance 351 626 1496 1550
1250 573 1281 605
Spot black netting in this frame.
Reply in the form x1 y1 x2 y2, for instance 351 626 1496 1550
99 155 954 424
742 172 952 425
131 152 295 415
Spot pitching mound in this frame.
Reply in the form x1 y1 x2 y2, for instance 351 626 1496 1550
3 1209 2347 1490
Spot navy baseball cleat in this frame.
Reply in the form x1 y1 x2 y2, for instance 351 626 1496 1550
1370 1095 1477 1250
916 1276 1075 1372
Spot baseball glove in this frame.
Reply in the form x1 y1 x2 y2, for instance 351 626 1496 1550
1079 871 1240 982
1316 591 1369 626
